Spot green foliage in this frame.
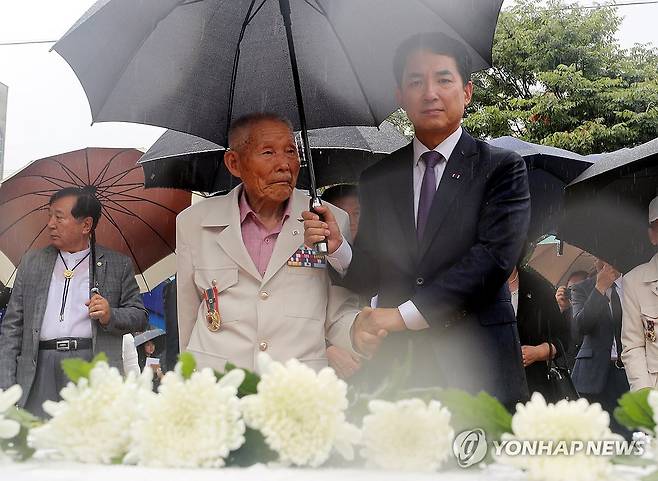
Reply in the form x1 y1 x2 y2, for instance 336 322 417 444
61 352 108 383
226 428 277 467
177 351 196 380
461 0 658 154
614 388 656 432
0 406 42 461
215 362 261 398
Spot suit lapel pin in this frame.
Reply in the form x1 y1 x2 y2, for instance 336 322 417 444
96 261 102 267
452 173 461 180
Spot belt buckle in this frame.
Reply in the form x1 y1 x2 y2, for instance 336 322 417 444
56 339 77 351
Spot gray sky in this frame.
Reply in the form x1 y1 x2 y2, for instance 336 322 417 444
0 0 656 178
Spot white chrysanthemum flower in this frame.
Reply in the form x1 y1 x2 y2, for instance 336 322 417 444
497 392 619 481
360 398 454 471
29 362 151 464
0 385 22 440
241 353 359 467
126 367 245 468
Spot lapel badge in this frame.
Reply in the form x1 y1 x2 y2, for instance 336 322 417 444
287 246 326 269
451 173 461 179
203 280 221 332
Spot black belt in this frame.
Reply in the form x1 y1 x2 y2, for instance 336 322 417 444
39 338 92 352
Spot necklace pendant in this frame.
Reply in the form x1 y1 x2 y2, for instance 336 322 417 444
63 269 74 279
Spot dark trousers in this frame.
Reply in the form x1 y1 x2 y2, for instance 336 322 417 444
582 361 631 439
25 348 93 418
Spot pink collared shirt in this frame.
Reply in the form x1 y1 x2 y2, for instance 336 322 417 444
239 190 291 276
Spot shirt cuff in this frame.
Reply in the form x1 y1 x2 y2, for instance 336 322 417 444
325 236 352 276
398 300 430 330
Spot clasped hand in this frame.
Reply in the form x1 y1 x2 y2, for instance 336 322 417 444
351 307 406 357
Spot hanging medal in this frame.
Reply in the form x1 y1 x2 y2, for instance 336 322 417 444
643 316 657 343
203 280 221 332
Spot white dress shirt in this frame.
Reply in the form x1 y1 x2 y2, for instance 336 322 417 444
326 127 463 330
40 248 93 340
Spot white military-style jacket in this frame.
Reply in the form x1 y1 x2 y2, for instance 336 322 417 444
622 253 658 390
176 185 360 373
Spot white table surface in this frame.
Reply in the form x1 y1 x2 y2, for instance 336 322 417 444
0 460 653 481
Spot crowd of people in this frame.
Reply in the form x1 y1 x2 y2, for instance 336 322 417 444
0 32 657 439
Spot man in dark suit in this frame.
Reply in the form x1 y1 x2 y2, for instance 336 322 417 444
571 259 630 436
304 32 530 406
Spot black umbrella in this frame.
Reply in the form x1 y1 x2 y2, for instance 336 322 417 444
139 122 409 192
558 137 658 273
52 0 503 247
486 136 593 240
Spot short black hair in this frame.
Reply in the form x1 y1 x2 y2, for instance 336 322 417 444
228 112 293 152
393 32 472 87
567 270 589 284
49 187 102 230
321 184 358 204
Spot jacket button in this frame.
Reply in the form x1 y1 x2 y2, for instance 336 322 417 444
259 291 269 300
416 277 424 286
259 341 268 351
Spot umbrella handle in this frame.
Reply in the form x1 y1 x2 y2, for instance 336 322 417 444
310 197 329 255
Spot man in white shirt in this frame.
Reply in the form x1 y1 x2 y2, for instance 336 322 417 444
0 187 147 417
303 32 531 406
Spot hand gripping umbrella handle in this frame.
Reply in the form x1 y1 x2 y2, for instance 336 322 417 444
310 197 329 255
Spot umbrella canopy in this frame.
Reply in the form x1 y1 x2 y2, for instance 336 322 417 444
558 137 658 273
52 0 503 147
139 122 409 192
486 137 593 240
0 148 191 289
527 238 595 287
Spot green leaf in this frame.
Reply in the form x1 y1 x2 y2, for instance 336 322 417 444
226 428 277 467
432 389 513 442
0 406 42 463
215 363 260 398
614 388 656 432
61 352 108 383
178 352 196 380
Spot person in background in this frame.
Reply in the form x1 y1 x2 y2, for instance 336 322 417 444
622 195 658 391
321 185 363 380
0 187 147 417
556 270 589 369
510 263 570 401
571 258 630 436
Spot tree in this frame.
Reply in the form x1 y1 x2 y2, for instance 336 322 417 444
390 0 658 154
464 0 658 154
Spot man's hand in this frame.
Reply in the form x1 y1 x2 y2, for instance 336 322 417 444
555 286 571 312
86 293 111 326
350 307 407 357
302 205 343 255
595 262 621 295
327 345 361 379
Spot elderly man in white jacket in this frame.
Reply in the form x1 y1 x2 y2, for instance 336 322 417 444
176 113 380 373
622 195 658 390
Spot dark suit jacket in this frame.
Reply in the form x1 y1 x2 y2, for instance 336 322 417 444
339 130 531 406
0 245 148 405
571 276 618 394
